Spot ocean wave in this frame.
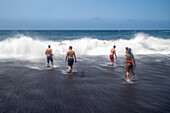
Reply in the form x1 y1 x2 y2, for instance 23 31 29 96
0 33 170 59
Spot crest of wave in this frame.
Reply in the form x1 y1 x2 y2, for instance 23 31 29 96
0 33 169 59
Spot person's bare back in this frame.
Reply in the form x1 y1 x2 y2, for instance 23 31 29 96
110 45 117 59
111 48 116 55
45 48 52 56
67 50 75 59
45 45 53 67
65 46 77 72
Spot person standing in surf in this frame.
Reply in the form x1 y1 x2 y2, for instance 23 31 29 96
65 46 77 73
123 47 129 67
45 45 53 67
125 48 136 82
109 45 117 66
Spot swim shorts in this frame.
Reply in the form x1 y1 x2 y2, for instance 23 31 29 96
110 54 114 61
68 58 74 66
47 56 53 63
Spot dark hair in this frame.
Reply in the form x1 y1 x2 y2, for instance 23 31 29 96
113 45 116 48
69 46 72 49
128 48 132 54
125 47 128 50
48 45 51 48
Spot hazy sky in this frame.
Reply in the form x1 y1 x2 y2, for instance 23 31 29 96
0 0 170 30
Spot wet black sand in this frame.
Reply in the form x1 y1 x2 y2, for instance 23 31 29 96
0 56 170 113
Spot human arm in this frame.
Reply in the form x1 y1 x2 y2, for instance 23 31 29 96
65 51 68 62
45 49 47 55
50 49 53 56
114 50 117 59
132 54 136 68
123 55 127 67
74 52 77 63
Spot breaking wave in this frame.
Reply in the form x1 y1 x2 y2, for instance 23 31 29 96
0 33 169 59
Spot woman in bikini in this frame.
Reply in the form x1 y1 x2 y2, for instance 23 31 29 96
125 48 136 82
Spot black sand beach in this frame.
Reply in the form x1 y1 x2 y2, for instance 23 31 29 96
0 56 170 113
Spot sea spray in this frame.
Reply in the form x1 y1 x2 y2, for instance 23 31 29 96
0 33 170 59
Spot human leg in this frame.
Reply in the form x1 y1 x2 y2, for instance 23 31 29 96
126 63 131 82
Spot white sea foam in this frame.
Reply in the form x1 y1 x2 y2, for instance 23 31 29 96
0 33 169 59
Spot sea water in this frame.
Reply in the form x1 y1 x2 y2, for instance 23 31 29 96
0 30 170 113
0 30 170 59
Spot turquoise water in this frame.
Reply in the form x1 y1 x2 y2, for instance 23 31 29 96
0 30 170 41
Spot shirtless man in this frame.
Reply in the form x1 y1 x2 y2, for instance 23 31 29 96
109 45 117 65
45 45 53 67
65 46 77 72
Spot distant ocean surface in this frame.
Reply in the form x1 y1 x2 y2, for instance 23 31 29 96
0 30 170 113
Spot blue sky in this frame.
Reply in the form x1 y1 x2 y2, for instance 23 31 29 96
0 0 170 30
